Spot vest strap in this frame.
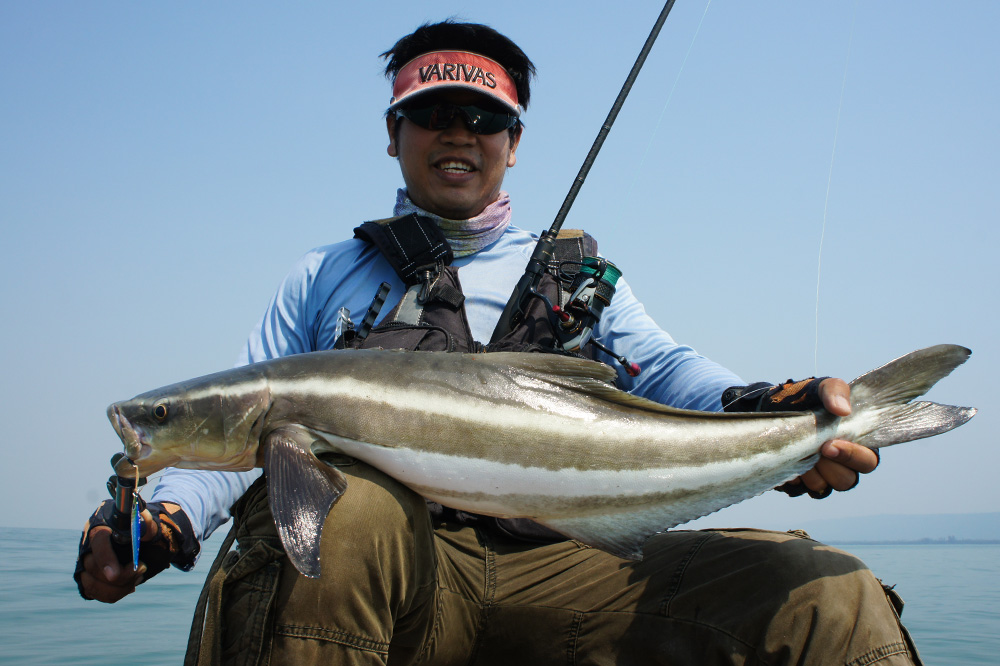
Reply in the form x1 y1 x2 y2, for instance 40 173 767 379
354 214 454 285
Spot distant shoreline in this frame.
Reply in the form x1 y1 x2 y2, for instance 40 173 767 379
829 539 1000 546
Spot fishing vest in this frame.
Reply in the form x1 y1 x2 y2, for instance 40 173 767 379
346 213 601 542
346 213 601 356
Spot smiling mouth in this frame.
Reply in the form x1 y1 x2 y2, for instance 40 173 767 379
437 160 475 174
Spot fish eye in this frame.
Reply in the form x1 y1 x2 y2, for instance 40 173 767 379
152 403 168 421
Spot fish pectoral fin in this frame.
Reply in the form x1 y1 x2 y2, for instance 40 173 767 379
264 427 348 578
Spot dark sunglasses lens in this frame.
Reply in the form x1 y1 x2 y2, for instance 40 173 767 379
461 107 517 134
400 104 516 135
399 106 443 129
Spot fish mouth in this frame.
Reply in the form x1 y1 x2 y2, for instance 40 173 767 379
107 404 150 472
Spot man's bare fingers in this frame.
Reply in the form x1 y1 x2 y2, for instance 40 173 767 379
78 569 136 603
799 468 829 495
86 527 126 582
86 529 146 581
813 457 861 492
792 439 879 496
139 508 158 542
821 440 879 474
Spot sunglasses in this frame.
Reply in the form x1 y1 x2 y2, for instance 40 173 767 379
395 103 520 135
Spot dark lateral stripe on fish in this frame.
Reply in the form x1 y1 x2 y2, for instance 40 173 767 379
269 379 822 472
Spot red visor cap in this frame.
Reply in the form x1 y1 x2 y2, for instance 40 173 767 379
387 50 521 116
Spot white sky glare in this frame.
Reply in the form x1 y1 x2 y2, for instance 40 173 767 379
1 1 996 531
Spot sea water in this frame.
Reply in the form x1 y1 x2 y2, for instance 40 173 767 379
847 543 998 664
1 527 997 664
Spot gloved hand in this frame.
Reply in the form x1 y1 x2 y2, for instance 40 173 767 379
74 500 199 602
722 377 829 413
722 376 879 498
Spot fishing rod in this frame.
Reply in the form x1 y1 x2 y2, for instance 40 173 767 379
489 0 679 356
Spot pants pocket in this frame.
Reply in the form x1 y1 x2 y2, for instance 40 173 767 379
186 476 288 666
880 580 925 665
218 537 285 665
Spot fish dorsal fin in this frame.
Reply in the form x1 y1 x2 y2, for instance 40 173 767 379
264 427 348 578
471 351 619 384
472 352 789 419
473 351 668 411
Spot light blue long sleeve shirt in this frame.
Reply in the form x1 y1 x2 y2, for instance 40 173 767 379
150 223 743 544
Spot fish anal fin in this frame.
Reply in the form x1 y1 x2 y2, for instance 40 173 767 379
264 427 348 578
539 514 649 560
537 460 820 562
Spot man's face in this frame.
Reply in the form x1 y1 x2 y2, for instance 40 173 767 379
387 90 521 220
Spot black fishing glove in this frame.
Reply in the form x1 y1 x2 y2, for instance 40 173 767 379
722 377 837 499
722 377 829 413
74 500 199 600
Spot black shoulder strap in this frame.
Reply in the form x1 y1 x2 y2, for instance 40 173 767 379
354 214 454 285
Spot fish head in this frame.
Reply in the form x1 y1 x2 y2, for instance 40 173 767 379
108 369 270 477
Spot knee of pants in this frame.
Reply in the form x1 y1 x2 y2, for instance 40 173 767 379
750 535 914 663
660 530 913 663
722 531 902 637
235 456 432 548
664 530 889 626
272 460 438 651
726 530 879 602
317 457 434 561
216 463 437 664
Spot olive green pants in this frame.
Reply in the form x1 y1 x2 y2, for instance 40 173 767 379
186 461 922 666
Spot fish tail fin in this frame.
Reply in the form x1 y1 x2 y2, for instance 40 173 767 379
848 344 976 449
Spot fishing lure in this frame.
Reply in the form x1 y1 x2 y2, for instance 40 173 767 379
130 464 142 570
108 453 146 571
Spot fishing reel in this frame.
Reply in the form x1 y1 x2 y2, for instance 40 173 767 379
536 257 640 377
553 257 620 349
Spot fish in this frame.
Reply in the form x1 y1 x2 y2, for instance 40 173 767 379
107 344 976 577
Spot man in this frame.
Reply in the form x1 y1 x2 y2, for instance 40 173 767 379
77 20 917 665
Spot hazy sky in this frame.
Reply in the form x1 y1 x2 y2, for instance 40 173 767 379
2 1 996 533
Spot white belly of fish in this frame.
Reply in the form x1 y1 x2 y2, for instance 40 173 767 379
316 428 824 521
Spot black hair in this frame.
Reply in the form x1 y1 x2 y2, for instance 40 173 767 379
381 20 536 110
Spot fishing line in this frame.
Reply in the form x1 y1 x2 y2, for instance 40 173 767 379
721 383 769 411
623 0 714 205
814 0 859 375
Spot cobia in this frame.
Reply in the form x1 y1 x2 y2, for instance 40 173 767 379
107 345 976 577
